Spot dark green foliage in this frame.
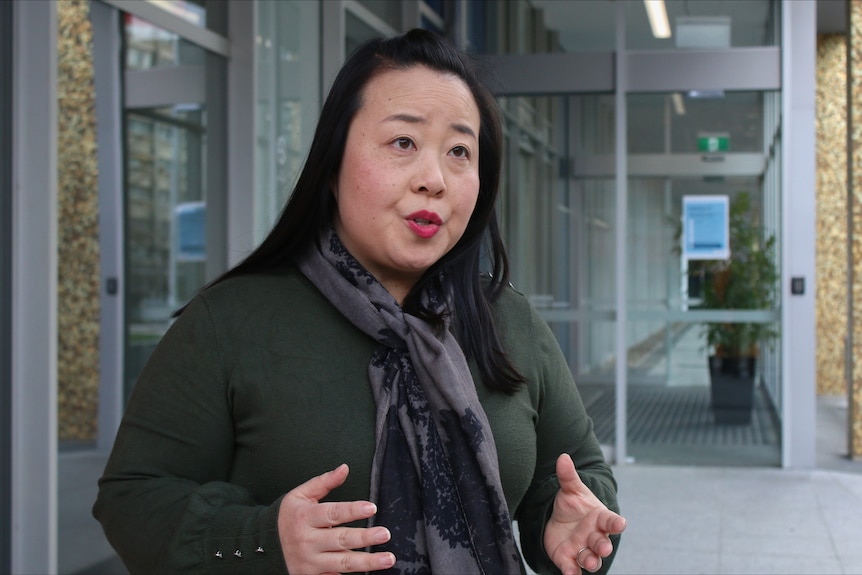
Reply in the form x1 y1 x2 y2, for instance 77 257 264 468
697 192 778 357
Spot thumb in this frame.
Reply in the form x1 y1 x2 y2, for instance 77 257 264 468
294 463 350 503
555 453 581 493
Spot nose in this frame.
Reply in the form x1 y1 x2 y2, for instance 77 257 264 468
412 153 446 196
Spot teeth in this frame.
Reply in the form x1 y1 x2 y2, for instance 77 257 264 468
415 219 431 225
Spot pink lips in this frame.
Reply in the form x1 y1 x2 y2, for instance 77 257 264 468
406 210 442 239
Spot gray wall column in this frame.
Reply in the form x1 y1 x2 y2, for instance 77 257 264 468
0 0 14 570
781 0 817 469
11 0 59 572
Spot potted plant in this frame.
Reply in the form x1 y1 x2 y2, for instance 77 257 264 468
697 192 778 424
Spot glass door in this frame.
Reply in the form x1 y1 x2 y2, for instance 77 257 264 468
623 91 781 466
487 0 782 466
122 12 221 400
498 93 619 457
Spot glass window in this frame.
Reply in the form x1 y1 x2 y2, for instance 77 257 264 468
122 17 224 400
124 104 208 398
490 0 615 54
125 14 206 69
356 0 401 30
485 0 776 55
625 0 778 50
423 0 444 21
255 0 320 241
147 0 206 27
628 92 764 154
346 9 384 57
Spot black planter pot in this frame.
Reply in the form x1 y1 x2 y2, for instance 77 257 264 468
708 356 756 425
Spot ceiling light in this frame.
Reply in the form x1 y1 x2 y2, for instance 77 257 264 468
671 93 686 115
644 0 671 39
688 89 725 99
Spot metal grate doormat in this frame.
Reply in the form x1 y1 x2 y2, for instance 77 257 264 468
585 384 779 446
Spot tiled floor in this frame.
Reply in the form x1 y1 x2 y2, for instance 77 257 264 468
609 461 862 575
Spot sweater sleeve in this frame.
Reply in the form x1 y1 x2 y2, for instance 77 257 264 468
92 294 289 575
514 303 621 575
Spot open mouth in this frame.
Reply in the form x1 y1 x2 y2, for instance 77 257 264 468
406 211 442 238
407 211 443 226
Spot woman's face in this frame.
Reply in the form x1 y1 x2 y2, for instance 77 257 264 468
332 65 481 303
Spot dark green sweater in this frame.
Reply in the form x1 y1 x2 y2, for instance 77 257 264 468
94 268 619 574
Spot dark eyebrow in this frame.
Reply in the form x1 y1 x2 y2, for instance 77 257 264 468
383 113 477 140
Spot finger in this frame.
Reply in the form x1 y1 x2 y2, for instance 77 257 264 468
293 463 350 503
577 547 602 573
308 500 380 529
603 513 627 535
585 531 615 558
320 524 392 553
321 550 396 573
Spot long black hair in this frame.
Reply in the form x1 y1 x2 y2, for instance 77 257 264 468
197 29 524 393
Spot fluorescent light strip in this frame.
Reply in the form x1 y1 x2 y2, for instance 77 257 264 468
644 0 671 39
672 92 686 115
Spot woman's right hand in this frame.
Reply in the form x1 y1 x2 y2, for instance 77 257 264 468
277 463 396 574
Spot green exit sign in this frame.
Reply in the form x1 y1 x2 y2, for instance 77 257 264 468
698 134 729 152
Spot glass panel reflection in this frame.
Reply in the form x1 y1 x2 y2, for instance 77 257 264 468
626 0 777 50
255 0 320 241
125 14 206 70
122 14 215 403
124 105 207 399
628 92 764 154
481 0 776 54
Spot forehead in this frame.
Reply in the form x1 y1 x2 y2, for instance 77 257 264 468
359 66 480 127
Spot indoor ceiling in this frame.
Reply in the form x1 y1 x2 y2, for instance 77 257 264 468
528 0 845 53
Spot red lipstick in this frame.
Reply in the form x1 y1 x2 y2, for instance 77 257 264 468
406 210 442 239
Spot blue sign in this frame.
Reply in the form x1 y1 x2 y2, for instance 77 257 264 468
176 202 206 262
682 195 729 260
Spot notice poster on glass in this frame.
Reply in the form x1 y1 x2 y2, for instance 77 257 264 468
682 195 729 261
176 201 207 262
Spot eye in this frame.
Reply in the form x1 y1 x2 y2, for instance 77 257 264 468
393 137 415 150
450 145 470 159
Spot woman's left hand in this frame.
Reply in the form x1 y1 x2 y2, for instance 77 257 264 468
543 453 627 575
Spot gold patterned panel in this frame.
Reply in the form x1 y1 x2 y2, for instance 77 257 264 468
850 0 862 458
57 0 101 443
816 34 848 398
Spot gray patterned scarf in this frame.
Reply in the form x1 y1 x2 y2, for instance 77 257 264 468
297 228 523 574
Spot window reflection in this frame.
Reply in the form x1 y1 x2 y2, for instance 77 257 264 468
123 16 209 399
469 0 776 55
625 0 778 50
125 13 206 70
628 92 764 154
255 0 320 240
125 107 207 400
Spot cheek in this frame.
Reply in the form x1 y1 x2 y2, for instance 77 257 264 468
459 178 481 218
337 155 377 210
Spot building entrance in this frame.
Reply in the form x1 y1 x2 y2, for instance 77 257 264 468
488 2 782 466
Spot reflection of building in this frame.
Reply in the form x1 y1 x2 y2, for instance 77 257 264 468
2 0 857 572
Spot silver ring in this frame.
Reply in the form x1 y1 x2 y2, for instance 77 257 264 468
576 547 590 570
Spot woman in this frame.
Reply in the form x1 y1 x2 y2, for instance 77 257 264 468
94 29 625 575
